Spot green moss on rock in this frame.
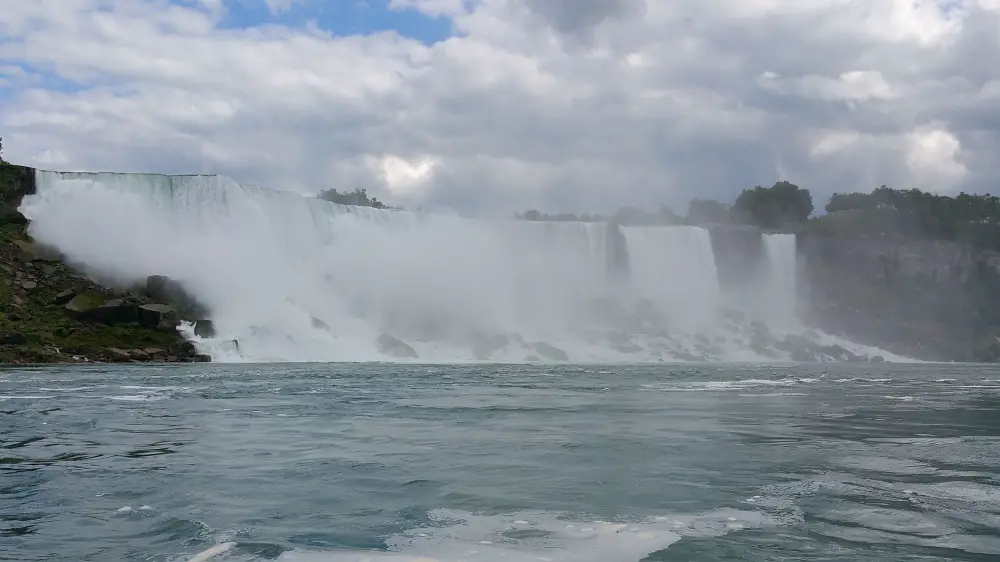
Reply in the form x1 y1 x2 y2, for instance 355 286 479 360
0 169 201 364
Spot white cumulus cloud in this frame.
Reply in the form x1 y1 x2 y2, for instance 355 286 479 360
0 0 996 215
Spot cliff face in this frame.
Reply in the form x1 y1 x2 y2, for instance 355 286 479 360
0 164 205 364
797 233 1000 361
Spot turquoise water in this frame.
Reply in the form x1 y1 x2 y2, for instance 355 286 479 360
2 363 999 561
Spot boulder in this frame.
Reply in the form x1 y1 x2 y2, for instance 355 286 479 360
194 319 216 338
532 342 568 361
145 275 208 319
819 344 861 362
143 347 166 357
51 289 75 305
106 347 132 362
376 333 418 359
66 295 139 325
178 341 197 358
138 303 175 328
776 334 822 362
129 349 150 361
20 280 37 290
194 353 211 362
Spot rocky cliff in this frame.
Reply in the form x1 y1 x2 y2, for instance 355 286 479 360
0 163 208 364
796 229 1000 362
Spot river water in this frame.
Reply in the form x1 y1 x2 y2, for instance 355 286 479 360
2 363 999 561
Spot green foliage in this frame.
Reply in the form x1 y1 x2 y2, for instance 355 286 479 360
814 185 1000 250
733 181 814 230
316 188 388 209
686 198 731 225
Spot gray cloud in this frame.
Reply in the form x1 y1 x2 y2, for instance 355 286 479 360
0 0 998 217
520 0 646 35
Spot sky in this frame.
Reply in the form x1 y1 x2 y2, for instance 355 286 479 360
1 0 998 216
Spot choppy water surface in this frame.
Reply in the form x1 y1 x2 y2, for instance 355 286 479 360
2 363 1000 561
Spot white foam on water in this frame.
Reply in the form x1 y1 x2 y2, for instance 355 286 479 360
268 508 781 562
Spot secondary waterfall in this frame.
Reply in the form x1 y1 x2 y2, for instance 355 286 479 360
761 233 798 328
19 170 904 362
619 226 721 331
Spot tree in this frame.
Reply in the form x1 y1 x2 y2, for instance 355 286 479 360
686 198 730 225
316 188 388 209
733 181 813 229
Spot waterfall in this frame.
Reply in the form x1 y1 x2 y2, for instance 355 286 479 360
618 226 721 330
761 233 798 329
18 170 905 362
21 171 617 361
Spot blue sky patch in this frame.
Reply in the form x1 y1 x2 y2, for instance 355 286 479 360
218 0 454 43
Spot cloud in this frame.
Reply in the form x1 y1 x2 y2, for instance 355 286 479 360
0 0 997 216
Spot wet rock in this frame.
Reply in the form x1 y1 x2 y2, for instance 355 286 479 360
106 347 131 362
138 303 175 328
66 297 139 325
819 344 861 362
20 280 37 290
194 319 216 338
376 333 418 359
747 321 776 356
532 342 568 361
130 349 150 361
165 355 179 363
143 347 165 357
870 355 885 363
90 299 139 326
194 353 212 362
310 317 331 331
51 289 75 305
179 340 197 355
145 275 208 319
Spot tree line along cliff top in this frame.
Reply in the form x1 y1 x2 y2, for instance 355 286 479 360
514 181 1000 253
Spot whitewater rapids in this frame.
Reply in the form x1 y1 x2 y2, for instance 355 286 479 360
18 170 908 363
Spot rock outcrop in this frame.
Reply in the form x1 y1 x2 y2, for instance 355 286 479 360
376 333 418 359
0 162 203 364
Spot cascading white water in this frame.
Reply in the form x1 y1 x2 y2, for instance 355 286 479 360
21 171 622 361
619 226 721 331
18 170 910 363
760 233 798 329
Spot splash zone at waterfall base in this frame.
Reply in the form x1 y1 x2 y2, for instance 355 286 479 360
17 170 904 363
